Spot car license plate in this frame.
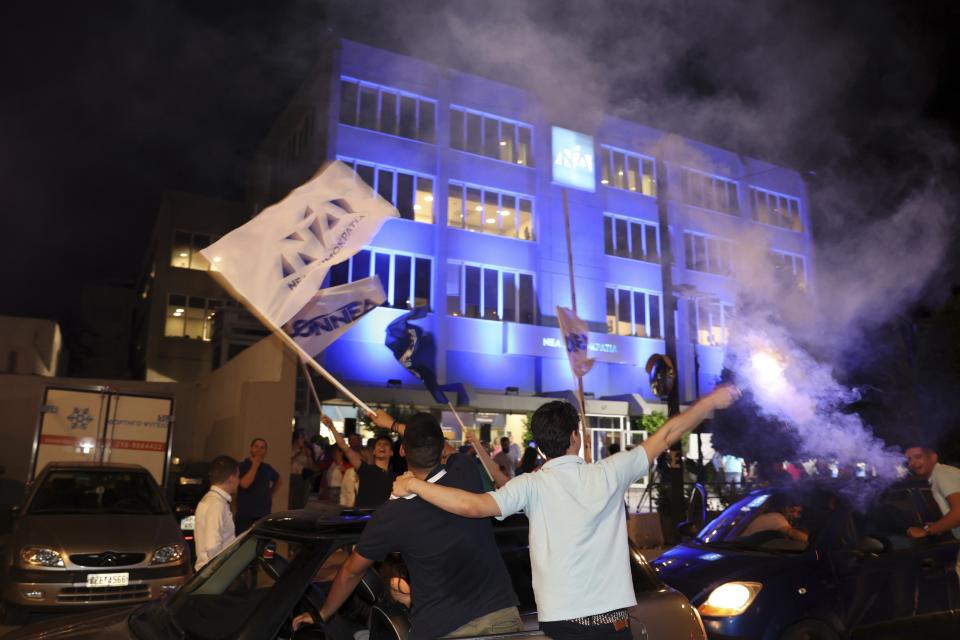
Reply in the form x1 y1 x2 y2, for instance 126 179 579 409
86 573 129 587
180 515 195 530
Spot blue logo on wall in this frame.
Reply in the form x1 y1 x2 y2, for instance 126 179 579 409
551 126 596 192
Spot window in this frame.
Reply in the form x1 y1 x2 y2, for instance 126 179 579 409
449 107 535 167
603 214 659 262
605 286 662 338
327 249 433 310
686 299 735 346
447 182 534 240
338 77 436 144
339 158 434 223
599 146 656 196
749 187 803 232
447 262 536 324
165 295 222 340
675 168 740 215
683 231 735 276
170 230 213 271
769 250 807 290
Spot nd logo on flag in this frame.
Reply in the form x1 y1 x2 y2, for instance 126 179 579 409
201 161 399 327
556 306 595 377
286 276 386 358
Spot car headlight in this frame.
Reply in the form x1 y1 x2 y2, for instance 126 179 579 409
151 544 184 565
698 582 762 617
21 547 65 568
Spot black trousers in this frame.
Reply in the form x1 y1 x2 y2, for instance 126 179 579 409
540 620 631 639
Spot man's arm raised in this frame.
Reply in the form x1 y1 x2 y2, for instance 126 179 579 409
392 472 502 518
323 414 363 469
641 385 740 463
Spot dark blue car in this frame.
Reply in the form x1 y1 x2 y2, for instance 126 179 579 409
652 479 960 640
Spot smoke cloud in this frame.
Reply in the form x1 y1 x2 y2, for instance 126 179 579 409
327 0 958 479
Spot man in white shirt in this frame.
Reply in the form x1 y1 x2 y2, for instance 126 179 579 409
394 385 739 638
194 455 240 570
905 444 960 581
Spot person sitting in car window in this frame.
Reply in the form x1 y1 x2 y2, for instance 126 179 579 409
740 495 809 544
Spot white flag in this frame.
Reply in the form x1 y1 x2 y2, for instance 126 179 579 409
285 276 386 358
556 306 595 377
200 161 398 326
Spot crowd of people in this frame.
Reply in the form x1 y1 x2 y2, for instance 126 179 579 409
190 385 960 639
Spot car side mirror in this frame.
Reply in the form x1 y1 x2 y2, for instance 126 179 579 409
676 520 699 541
857 535 888 556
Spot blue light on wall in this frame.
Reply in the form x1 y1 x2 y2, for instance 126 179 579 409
551 126 596 192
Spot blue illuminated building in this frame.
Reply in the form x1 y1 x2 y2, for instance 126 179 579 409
249 39 813 427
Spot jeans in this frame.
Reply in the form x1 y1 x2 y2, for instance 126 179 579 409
540 619 631 639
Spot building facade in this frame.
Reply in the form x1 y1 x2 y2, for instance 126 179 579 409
246 39 813 447
134 191 250 382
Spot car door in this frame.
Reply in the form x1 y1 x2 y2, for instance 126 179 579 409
910 486 960 638
847 489 921 640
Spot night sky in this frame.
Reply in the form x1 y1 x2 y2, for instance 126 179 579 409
2 0 959 322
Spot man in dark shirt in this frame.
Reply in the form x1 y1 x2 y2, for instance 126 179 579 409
235 437 281 534
302 413 521 639
324 415 395 508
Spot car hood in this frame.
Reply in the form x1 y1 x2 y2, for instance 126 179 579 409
3 605 135 639
12 514 181 556
651 543 804 602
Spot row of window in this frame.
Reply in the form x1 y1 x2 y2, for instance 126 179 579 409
450 107 534 166
339 157 435 223
750 187 803 231
164 295 225 340
687 299 736 347
447 182 535 240
603 214 660 263
605 286 663 339
684 231 736 276
599 146 656 197
446 263 536 324
171 231 213 271
339 78 437 143
770 250 808 289
677 168 740 215
326 249 433 310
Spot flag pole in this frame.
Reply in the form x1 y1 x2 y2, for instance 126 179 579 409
209 270 374 416
446 401 495 483
561 188 592 463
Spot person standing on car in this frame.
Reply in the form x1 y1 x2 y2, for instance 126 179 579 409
393 386 740 639
295 412 521 638
905 443 960 581
235 438 281 534
194 455 239 570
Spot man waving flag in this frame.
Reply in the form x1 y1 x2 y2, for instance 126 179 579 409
201 161 398 327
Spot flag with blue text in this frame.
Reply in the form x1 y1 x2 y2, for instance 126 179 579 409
287 276 386 358
200 161 398 327
556 306 595 377
385 307 449 404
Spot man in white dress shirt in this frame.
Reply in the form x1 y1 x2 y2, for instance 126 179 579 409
905 443 960 582
394 385 739 638
194 456 240 570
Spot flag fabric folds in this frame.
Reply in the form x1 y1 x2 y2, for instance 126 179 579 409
200 161 398 327
286 276 386 359
556 306 595 377
385 307 449 404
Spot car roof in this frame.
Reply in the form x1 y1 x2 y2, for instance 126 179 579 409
251 508 530 541
40 461 150 472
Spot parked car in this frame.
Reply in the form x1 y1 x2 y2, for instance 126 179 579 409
7 507 707 639
1 462 191 624
652 478 960 640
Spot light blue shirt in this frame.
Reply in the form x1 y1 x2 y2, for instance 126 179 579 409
490 446 650 621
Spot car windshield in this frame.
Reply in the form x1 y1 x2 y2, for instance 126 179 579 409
28 470 168 515
695 488 836 553
163 533 324 640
